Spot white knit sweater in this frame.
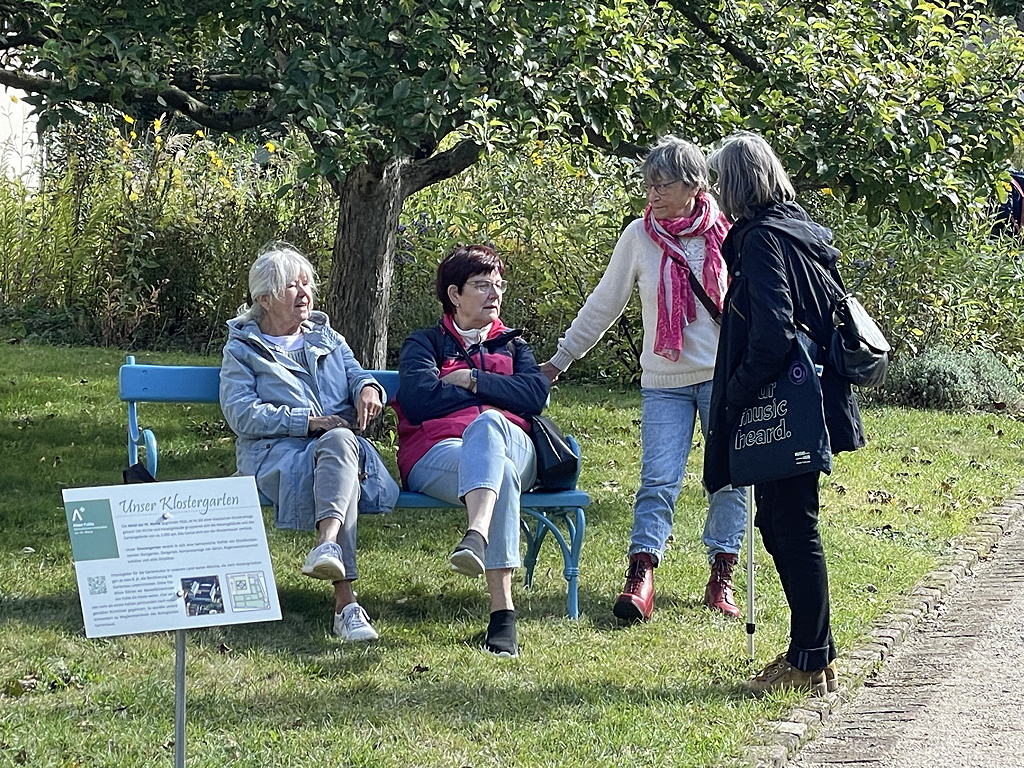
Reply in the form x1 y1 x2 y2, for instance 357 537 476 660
548 218 724 389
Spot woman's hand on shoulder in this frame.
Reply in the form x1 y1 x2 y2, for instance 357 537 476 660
539 361 561 383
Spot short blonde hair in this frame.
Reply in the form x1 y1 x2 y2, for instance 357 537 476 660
235 242 317 323
708 131 795 221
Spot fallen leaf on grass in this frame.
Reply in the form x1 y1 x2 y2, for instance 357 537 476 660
867 488 894 504
408 664 429 680
2 675 38 697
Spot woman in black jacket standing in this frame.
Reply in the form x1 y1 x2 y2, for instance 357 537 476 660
704 131 865 696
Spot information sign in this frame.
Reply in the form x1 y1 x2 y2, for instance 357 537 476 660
62 476 281 638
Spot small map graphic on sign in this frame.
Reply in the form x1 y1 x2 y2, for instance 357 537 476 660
227 571 271 612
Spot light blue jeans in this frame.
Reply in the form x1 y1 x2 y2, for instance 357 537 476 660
407 410 537 570
630 382 746 566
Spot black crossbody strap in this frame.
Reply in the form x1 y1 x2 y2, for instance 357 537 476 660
662 247 722 323
685 268 722 322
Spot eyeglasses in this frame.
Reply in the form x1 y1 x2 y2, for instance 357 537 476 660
644 179 683 196
465 279 508 294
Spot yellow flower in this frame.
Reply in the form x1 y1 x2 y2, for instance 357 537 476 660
155 136 163 147
9 94 18 103
124 171 134 180
130 130 137 140
153 117 162 134
265 141 276 153
219 177 232 189
123 114 135 124
195 130 205 138
822 188 833 196
531 154 542 166
227 136 236 145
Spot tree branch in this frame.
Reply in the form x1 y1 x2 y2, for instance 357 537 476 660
0 68 279 131
659 0 765 74
579 127 647 160
1 29 43 50
171 72 272 93
401 139 483 198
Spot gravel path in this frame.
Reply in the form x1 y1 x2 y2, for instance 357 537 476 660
788 521 1024 768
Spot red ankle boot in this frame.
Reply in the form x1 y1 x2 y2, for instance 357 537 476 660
704 552 741 618
613 553 655 623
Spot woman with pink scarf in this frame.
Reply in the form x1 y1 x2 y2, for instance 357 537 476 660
540 137 746 624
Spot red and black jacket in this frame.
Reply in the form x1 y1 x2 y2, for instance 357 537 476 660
395 315 549 484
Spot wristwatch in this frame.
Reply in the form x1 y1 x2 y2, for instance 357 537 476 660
469 369 478 393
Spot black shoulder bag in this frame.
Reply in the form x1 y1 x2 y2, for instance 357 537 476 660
728 329 832 486
529 414 579 491
802 254 890 388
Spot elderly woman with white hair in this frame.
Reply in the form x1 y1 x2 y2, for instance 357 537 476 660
541 136 746 625
219 242 398 642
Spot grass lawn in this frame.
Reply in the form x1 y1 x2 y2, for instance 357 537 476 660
2 342 1023 767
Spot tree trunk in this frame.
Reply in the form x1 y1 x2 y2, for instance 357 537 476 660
324 140 483 368
325 159 405 369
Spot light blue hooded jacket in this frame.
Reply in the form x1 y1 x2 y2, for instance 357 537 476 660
219 311 395 530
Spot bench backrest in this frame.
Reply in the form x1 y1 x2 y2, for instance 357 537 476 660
119 359 401 404
119 358 574 489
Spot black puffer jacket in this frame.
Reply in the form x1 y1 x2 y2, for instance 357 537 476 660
703 202 865 494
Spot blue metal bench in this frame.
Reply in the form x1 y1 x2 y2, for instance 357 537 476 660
119 356 589 618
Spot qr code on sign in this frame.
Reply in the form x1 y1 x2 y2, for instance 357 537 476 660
87 575 107 595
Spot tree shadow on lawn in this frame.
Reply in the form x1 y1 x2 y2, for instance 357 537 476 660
585 594 715 631
182 675 748 733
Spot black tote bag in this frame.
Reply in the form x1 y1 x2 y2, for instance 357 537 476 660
729 331 832 487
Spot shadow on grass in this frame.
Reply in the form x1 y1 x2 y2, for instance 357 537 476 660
182 676 749 731
586 594 713 631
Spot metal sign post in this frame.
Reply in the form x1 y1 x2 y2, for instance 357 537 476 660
175 630 186 768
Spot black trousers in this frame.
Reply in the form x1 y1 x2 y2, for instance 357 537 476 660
755 471 836 671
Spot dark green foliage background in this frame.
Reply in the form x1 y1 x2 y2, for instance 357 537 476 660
2 119 1024 406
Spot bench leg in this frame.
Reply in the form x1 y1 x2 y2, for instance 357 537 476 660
520 506 586 619
521 517 549 590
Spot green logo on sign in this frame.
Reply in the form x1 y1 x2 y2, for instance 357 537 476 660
65 499 120 561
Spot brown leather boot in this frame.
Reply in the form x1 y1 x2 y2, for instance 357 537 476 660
703 552 741 618
613 553 655 623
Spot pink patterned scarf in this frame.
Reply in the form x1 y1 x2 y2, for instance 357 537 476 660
643 192 730 361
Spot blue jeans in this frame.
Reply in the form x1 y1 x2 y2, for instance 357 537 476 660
407 410 537 570
629 382 746 566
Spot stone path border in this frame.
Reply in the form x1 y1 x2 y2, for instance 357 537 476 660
731 483 1024 768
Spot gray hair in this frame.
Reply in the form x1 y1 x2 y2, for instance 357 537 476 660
641 136 709 192
708 131 796 222
234 242 317 323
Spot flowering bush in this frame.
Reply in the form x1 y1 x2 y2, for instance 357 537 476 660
0 110 332 350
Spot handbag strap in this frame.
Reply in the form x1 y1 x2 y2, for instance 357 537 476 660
662 244 722 323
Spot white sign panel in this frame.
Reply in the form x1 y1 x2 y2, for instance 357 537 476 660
62 476 281 638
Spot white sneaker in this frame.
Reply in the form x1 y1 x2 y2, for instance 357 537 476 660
301 542 346 581
333 603 379 642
